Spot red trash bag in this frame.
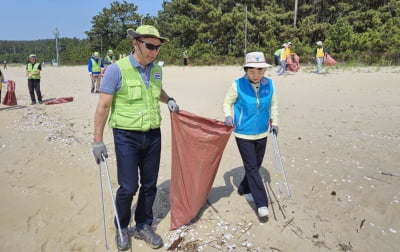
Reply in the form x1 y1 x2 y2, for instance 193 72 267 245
45 97 74 105
324 53 337 66
286 54 293 65
2 80 17 106
169 110 233 230
286 53 300 72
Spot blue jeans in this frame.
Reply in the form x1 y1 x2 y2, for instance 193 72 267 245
113 128 161 229
274 55 280 66
316 57 324 73
277 59 287 74
235 137 268 208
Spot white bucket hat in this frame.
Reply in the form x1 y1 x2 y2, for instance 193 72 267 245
244 52 271 68
316 41 323 46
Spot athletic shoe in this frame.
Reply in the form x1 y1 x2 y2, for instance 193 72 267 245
115 228 131 251
244 193 254 202
258 206 269 217
132 224 163 249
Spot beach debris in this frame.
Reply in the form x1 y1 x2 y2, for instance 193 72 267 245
359 219 366 230
364 175 390 184
331 191 336 196
380 171 400 177
165 215 268 251
16 108 79 145
338 241 353 251
281 217 294 231
313 239 331 250
345 194 352 202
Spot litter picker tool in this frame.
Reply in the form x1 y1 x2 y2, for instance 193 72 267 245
270 123 292 198
98 161 109 249
98 155 124 250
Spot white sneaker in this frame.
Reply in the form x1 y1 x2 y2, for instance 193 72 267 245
258 206 269 217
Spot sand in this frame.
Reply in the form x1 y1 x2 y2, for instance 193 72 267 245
0 64 399 251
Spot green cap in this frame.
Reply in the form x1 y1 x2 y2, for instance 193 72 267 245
93 52 99 57
127 25 168 43
29 54 36 58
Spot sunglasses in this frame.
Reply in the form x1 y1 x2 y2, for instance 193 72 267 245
137 39 162 51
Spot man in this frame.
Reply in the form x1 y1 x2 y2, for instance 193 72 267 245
276 43 288 75
273 44 285 66
312 41 328 74
102 49 116 70
88 52 103 93
26 54 43 104
92 25 179 251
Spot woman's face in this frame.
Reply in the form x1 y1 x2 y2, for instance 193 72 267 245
246 68 266 83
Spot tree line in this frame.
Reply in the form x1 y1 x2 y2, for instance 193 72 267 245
1 0 399 66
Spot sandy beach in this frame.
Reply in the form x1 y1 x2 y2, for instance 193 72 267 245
0 64 399 251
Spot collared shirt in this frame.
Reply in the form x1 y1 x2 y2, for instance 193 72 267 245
99 52 154 94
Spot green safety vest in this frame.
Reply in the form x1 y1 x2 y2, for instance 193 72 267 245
109 57 163 131
27 63 41 79
104 55 114 65
90 58 101 72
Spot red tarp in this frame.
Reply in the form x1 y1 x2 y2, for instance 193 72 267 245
286 53 300 72
324 53 337 66
45 97 74 105
169 110 233 230
2 80 17 106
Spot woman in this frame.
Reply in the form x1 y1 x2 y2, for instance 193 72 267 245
223 51 279 218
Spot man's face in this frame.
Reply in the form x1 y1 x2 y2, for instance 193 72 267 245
29 57 36 63
134 37 162 65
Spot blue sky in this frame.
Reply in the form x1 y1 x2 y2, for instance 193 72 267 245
1 0 165 40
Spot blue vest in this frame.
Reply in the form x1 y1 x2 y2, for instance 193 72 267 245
233 76 274 135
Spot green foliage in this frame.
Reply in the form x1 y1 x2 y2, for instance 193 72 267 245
1 0 400 65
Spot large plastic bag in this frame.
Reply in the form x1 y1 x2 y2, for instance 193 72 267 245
2 80 17 106
169 110 233 230
45 97 74 105
324 53 337 66
286 53 300 72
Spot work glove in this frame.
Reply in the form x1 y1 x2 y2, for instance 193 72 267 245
270 125 279 136
224 116 234 127
92 141 108 164
167 98 179 112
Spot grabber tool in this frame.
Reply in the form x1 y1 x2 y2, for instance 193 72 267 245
98 154 125 249
270 120 292 198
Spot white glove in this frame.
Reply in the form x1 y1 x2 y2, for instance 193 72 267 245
167 98 179 112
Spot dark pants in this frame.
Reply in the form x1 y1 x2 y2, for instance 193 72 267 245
236 137 268 208
274 55 280 66
113 128 161 229
28 79 42 102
